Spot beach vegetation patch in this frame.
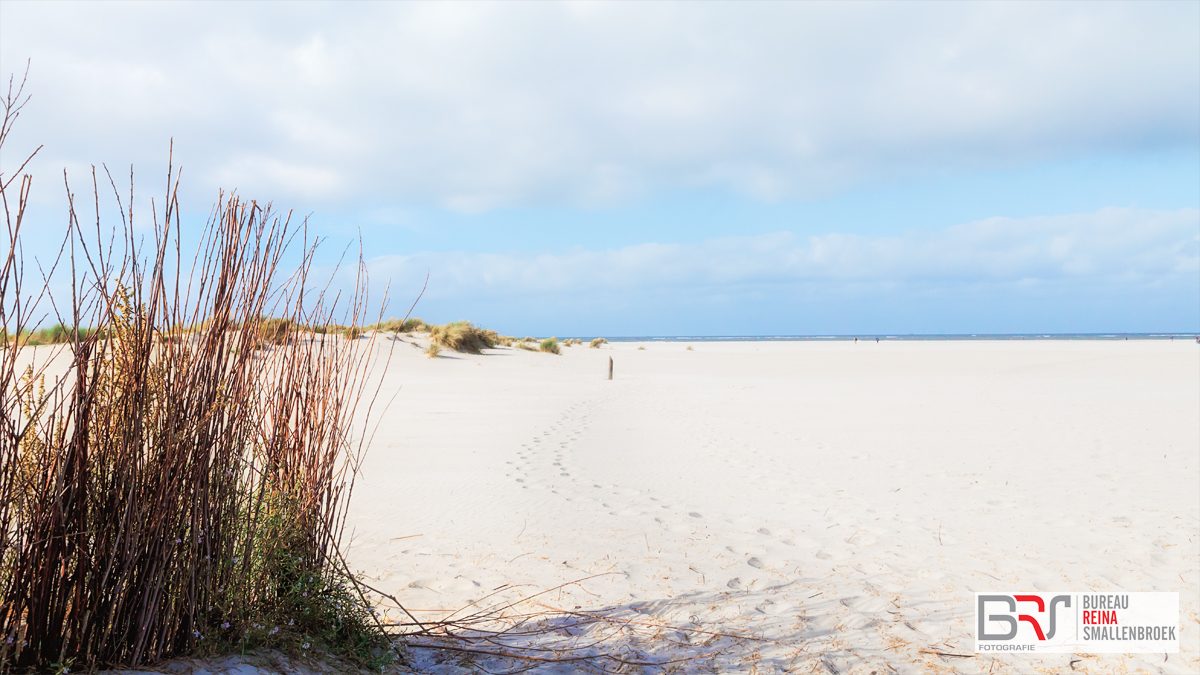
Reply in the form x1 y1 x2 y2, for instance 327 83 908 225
429 321 496 354
0 86 397 671
372 317 429 334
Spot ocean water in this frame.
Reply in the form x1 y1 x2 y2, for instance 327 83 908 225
582 333 1198 343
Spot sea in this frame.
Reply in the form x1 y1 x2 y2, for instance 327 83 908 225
581 333 1197 343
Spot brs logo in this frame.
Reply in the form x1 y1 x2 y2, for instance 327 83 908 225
978 594 1071 641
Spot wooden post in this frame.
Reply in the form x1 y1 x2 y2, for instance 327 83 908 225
608 356 613 380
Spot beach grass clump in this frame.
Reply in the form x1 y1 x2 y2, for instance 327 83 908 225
3 324 101 347
590 338 607 348
0 89 394 672
372 317 429 334
540 338 560 354
425 343 441 358
429 321 495 354
257 317 296 346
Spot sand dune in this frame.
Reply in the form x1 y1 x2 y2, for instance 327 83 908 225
345 338 1199 674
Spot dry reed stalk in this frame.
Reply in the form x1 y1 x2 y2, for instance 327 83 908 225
0 72 396 670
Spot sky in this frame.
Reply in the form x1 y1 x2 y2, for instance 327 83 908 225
0 1 1197 336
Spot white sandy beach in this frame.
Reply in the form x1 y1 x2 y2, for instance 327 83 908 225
343 338 1199 674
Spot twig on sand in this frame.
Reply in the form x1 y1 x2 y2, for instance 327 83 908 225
919 649 974 658
376 572 789 672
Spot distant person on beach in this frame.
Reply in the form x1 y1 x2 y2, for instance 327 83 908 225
875 337 879 343
854 337 857 343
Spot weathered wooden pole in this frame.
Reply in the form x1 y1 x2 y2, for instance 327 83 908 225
608 356 613 380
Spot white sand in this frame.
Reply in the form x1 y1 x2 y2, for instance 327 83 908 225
345 338 1199 674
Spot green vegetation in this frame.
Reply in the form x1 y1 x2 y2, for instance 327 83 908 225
425 342 441 358
540 337 561 354
258 317 296 346
370 317 431 334
590 338 607 348
2 324 101 347
428 321 494 354
367 317 525 351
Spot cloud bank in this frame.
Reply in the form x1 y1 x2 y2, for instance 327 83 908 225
367 208 1199 334
3 2 1197 211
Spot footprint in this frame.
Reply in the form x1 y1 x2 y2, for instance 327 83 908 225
727 578 744 590
747 557 764 569
689 512 702 518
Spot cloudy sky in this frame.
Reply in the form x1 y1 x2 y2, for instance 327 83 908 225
1 1 1197 335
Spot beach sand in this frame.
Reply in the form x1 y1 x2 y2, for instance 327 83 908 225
344 338 1199 674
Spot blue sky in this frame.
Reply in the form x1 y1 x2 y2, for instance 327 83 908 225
1 1 1197 335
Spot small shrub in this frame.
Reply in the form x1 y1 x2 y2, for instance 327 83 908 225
637 346 645 350
374 316 429 333
343 326 361 340
686 345 693 351
257 317 295 346
590 338 607 348
430 321 495 354
540 338 560 354
425 343 441 358
515 342 536 351
0 188 391 669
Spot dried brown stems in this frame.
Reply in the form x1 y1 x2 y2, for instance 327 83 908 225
0 75 394 670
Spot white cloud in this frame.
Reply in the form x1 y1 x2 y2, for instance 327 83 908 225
2 2 1196 211
367 208 1198 302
